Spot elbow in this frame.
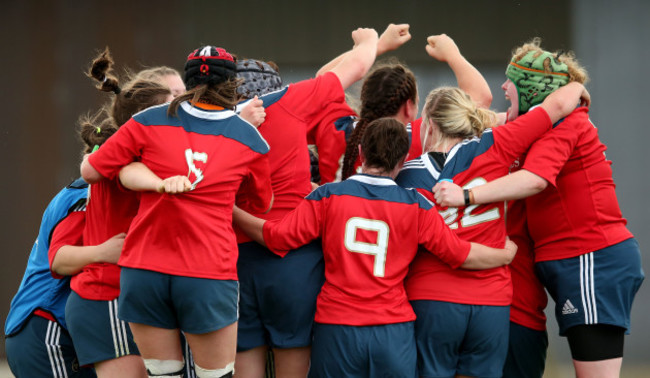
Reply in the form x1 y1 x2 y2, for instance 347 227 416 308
476 92 493 109
80 159 103 184
529 175 548 194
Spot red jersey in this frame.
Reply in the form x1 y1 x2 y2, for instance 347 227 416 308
396 107 552 305
88 101 272 280
307 100 356 184
522 107 633 262
235 72 349 242
506 194 547 331
262 174 470 326
70 178 138 300
406 118 423 161
48 207 86 280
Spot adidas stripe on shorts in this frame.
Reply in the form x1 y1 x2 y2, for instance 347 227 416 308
6 314 96 378
65 291 139 365
535 238 644 336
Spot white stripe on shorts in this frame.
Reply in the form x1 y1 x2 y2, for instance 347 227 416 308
45 320 68 378
108 299 130 357
580 253 598 325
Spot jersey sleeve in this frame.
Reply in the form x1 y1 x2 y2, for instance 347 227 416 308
262 197 323 257
521 108 584 186
281 72 346 125
48 211 86 279
491 107 552 165
418 206 470 268
88 118 146 180
310 108 356 184
237 154 273 214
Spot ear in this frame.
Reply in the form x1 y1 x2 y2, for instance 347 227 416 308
403 99 417 123
358 144 365 165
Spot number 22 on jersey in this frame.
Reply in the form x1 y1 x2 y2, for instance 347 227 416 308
344 217 389 277
439 177 500 229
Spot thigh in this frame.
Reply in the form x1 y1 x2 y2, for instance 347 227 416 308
118 267 177 329
66 291 139 366
171 275 238 334
241 241 325 350
310 323 365 378
458 305 510 378
368 322 417 378
184 322 237 370
502 322 548 378
6 315 96 378
536 238 645 336
411 300 468 378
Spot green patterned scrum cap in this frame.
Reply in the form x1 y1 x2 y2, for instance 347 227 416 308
505 50 570 113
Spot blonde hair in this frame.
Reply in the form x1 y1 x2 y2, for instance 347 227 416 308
511 38 589 84
421 87 497 152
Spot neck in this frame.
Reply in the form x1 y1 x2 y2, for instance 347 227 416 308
361 165 398 179
428 136 462 153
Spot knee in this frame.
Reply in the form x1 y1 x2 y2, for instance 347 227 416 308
144 359 185 377
194 361 235 378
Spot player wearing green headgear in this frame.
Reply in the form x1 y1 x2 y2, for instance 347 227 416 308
433 38 643 378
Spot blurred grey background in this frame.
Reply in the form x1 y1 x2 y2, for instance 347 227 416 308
0 0 647 376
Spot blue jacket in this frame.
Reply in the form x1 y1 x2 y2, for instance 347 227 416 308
5 178 88 335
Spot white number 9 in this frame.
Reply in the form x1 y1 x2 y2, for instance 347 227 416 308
344 217 390 277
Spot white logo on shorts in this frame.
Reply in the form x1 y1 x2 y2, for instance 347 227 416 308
562 299 579 315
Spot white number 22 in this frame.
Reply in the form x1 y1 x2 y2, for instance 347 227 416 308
439 177 500 229
344 217 389 277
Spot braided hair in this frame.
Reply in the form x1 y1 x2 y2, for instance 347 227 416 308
341 63 417 179
80 47 172 151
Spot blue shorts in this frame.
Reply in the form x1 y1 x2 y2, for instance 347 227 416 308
309 322 416 378
237 241 324 351
5 314 96 378
65 291 139 366
411 300 510 378
535 238 644 336
119 267 238 334
502 322 548 378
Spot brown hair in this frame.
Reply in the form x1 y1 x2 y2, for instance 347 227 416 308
361 118 410 173
421 87 497 151
341 62 417 179
167 78 241 116
78 106 117 154
80 47 172 151
511 37 589 84
135 66 181 82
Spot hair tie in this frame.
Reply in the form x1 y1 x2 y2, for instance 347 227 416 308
96 126 101 134
556 50 565 60
102 76 108 83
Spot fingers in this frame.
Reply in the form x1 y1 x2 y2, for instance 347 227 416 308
160 176 193 194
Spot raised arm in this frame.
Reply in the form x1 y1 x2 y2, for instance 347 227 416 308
317 23 410 78
328 28 379 90
460 239 518 270
425 34 492 108
51 233 125 276
119 162 191 194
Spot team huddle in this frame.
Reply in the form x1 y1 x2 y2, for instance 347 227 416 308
5 23 644 378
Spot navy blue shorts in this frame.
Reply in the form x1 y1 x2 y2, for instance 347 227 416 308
65 291 139 366
535 238 644 336
309 322 416 378
502 322 548 378
5 314 96 378
237 241 324 351
119 267 238 334
411 300 510 378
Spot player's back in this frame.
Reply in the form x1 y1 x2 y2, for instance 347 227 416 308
311 174 465 326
